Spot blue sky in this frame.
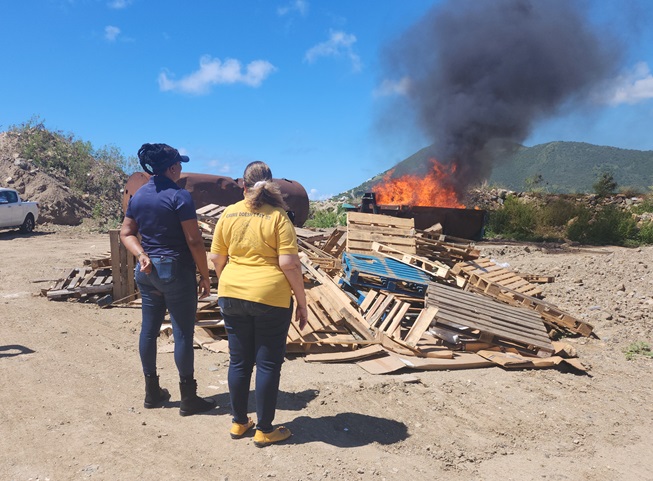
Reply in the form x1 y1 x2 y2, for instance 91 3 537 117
1 0 652 200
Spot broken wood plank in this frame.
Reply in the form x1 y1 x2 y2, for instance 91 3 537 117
304 345 385 363
403 306 438 346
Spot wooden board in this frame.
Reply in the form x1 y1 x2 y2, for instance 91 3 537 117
356 351 493 374
403 306 438 346
304 345 385 363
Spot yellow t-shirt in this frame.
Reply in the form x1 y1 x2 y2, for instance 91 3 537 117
210 200 298 308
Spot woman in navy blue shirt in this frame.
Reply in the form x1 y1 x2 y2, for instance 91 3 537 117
120 143 214 416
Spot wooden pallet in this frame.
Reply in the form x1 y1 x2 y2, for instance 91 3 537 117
415 230 480 262
298 254 374 342
45 267 113 300
321 227 347 257
84 252 112 269
492 288 593 337
358 290 446 356
371 241 451 281
342 252 431 297
196 203 226 218
452 257 544 298
196 204 226 243
287 285 372 348
346 212 416 256
426 282 554 357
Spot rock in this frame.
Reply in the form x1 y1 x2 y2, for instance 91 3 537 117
14 159 29 170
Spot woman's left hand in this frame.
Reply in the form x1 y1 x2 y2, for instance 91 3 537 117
198 277 211 300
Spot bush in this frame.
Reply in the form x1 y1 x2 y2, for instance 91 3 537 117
631 196 653 215
638 221 653 245
486 196 538 240
593 171 617 197
539 198 582 227
566 205 637 245
304 203 347 228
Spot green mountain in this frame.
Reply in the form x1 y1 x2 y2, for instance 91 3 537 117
489 141 653 193
345 141 653 198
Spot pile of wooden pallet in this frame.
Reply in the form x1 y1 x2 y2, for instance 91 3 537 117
280 212 592 373
40 207 594 374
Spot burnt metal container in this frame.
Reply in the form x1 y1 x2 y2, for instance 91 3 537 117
123 172 310 227
360 192 486 240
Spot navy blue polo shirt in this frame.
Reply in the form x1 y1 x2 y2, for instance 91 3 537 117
125 175 197 263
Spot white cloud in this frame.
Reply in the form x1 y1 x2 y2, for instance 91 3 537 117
108 0 132 9
373 77 411 97
277 0 308 16
104 25 121 42
606 62 653 106
305 30 361 72
308 188 334 201
205 160 233 175
158 55 277 95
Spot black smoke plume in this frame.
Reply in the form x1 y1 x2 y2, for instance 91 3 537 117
382 0 621 195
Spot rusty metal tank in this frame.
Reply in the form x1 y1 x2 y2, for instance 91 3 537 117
123 172 310 227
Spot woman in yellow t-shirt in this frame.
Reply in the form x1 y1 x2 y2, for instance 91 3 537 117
210 161 308 447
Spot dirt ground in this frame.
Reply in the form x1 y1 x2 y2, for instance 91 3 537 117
1 226 652 481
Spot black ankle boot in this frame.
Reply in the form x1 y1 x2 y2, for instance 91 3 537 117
179 377 215 416
144 374 171 409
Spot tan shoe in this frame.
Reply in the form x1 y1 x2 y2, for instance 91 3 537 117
230 417 255 439
253 426 292 447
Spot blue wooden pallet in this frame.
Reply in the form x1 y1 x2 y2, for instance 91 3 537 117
341 252 431 297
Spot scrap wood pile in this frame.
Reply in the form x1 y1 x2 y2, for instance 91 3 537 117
39 253 114 304
288 211 593 374
39 205 594 375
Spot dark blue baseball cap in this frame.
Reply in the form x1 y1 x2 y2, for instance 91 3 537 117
138 143 189 175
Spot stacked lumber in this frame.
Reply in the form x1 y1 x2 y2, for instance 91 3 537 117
346 212 416 255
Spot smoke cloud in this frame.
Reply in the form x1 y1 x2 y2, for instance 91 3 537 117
382 0 621 194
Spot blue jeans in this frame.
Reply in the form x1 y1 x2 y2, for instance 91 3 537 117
135 257 198 379
218 297 292 433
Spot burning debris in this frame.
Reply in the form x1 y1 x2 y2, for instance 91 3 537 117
379 0 621 196
374 158 463 208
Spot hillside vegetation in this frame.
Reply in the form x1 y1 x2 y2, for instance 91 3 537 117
490 141 653 193
0 119 135 227
343 141 653 199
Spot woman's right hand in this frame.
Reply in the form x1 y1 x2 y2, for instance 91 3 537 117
138 253 152 274
296 305 308 331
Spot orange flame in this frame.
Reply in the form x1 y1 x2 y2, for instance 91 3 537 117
374 158 465 208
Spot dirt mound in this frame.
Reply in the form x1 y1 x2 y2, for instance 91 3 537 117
0 132 94 225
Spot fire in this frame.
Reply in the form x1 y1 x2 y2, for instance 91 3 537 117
374 158 465 208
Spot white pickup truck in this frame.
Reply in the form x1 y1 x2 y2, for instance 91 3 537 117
0 187 39 233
